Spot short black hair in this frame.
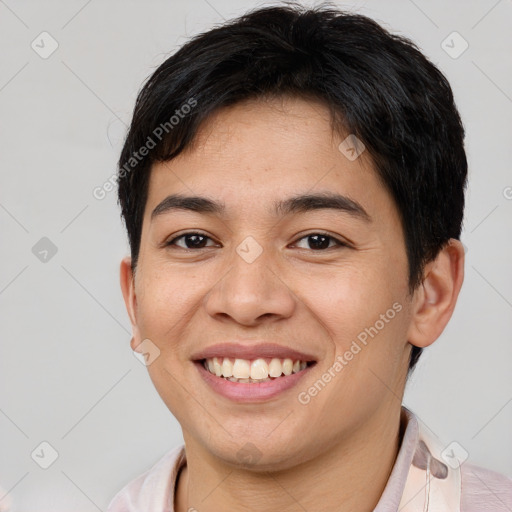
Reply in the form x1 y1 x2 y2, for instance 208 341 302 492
117 2 468 374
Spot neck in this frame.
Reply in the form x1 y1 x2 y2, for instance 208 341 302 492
175 403 405 512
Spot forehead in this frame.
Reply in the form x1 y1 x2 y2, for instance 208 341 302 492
144 96 397 225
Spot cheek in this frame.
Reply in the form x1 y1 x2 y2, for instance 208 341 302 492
309 271 409 409
135 269 201 345
303 259 408 354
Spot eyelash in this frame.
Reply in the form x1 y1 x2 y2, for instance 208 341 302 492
164 231 348 251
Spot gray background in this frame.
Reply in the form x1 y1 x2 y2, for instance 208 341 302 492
0 0 511 510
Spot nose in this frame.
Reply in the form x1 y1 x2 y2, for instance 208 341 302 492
204 242 296 327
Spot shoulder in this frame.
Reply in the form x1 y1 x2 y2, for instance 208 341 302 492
106 444 186 511
461 462 512 511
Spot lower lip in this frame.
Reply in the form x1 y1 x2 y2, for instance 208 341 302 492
194 361 315 403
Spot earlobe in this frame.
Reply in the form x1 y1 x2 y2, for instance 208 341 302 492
407 239 465 349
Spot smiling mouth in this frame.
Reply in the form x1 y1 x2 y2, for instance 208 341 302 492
199 357 316 383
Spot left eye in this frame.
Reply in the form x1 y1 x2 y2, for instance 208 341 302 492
293 233 346 250
166 232 345 251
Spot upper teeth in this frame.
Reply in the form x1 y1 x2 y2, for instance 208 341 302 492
205 357 308 380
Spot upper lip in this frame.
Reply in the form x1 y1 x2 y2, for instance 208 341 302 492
191 342 317 362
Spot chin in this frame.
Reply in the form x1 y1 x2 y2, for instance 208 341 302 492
203 435 310 473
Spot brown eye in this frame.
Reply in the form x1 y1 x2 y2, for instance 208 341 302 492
166 232 216 250
294 233 347 250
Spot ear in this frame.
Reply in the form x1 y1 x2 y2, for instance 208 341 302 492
407 239 465 349
120 256 140 351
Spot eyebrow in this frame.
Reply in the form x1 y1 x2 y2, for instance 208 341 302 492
151 192 371 222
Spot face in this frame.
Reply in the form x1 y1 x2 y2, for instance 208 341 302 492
121 95 419 471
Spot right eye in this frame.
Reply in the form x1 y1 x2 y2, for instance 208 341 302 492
165 232 218 250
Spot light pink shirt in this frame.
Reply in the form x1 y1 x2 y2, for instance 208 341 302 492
107 407 512 511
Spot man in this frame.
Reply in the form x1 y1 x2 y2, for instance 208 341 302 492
109 4 512 511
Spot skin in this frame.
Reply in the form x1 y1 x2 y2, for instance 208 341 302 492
120 95 465 512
